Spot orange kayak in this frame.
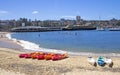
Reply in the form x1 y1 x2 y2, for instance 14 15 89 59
44 54 53 60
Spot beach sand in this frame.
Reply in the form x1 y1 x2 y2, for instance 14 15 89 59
0 32 120 75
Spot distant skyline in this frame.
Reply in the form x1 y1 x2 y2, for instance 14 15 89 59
0 0 120 20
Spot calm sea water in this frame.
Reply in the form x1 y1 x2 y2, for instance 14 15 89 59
11 30 120 53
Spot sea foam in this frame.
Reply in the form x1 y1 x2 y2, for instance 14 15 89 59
6 33 68 54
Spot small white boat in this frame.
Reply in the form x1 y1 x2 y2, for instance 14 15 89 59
96 27 105 31
87 57 96 66
104 57 112 64
109 28 120 31
104 57 113 67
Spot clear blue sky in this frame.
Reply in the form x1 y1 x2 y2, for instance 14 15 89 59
0 0 120 20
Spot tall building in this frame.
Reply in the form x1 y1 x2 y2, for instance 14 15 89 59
76 16 81 25
60 18 65 26
76 16 81 21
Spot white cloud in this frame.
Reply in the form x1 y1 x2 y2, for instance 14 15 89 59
32 11 39 14
0 10 8 14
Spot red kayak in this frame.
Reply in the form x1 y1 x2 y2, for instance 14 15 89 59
37 54 45 60
24 54 31 58
51 54 62 61
19 54 28 58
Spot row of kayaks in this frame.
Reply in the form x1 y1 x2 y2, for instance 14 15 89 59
87 56 113 67
19 52 68 61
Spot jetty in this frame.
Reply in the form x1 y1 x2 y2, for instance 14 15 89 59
11 25 96 32
11 26 62 32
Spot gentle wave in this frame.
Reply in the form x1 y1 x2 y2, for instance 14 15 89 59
6 33 68 53
68 52 120 57
6 33 120 57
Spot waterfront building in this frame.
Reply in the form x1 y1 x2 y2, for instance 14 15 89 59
37 21 43 26
22 23 25 27
31 20 38 26
109 18 118 26
76 16 82 25
0 20 9 26
60 18 65 26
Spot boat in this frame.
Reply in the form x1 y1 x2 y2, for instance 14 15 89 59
104 57 112 65
19 52 68 61
87 57 96 66
96 27 105 31
104 57 113 67
97 56 106 66
109 28 120 31
62 25 96 30
37 54 45 60
52 54 63 61
19 54 28 58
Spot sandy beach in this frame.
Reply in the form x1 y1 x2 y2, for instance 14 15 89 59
0 32 120 75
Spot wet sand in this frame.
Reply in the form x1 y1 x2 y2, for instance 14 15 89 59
0 32 120 75
0 32 23 50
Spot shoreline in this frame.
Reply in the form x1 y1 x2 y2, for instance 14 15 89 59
0 32 120 75
0 32 24 51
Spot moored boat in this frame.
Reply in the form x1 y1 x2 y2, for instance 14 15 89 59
109 28 120 31
96 27 105 31
62 25 96 30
